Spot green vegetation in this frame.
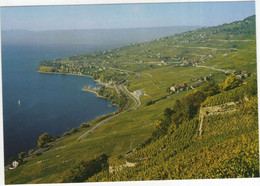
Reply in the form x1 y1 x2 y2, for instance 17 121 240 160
28 149 35 155
38 66 54 73
60 153 109 183
219 74 242 91
202 76 257 107
97 86 128 109
80 123 90 129
37 133 58 148
5 15 258 183
18 152 26 159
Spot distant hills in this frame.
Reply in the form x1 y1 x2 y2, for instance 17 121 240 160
1 26 200 51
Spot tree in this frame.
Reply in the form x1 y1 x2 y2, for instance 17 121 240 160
59 67 66 74
93 72 99 80
18 152 26 159
99 75 105 82
220 74 242 91
199 81 220 97
80 123 90 129
164 108 174 122
146 100 155 106
37 133 51 148
28 149 35 155
70 128 79 134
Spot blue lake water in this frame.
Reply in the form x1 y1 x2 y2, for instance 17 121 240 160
2 44 118 161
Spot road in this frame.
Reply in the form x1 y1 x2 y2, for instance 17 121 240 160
77 69 141 141
195 65 227 73
119 84 141 111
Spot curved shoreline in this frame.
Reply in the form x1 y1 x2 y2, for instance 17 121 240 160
81 87 107 99
39 70 110 98
38 69 141 141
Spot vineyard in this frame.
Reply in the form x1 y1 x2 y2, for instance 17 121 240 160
87 76 259 181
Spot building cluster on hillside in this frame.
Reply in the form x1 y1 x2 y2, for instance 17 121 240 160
227 69 251 79
180 55 213 67
169 76 210 94
170 83 188 93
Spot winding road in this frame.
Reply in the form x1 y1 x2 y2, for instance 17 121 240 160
195 64 227 73
77 69 141 141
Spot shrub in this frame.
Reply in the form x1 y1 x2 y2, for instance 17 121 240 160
146 100 155 106
70 128 79 134
28 149 35 155
37 133 51 148
80 123 90 129
18 152 26 159
62 131 71 137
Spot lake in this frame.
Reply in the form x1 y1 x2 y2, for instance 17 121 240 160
1 44 118 162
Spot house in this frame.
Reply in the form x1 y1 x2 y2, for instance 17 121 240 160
133 90 144 98
170 83 188 93
12 161 19 168
170 86 177 92
9 161 19 170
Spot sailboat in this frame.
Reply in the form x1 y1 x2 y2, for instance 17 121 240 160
18 100 21 106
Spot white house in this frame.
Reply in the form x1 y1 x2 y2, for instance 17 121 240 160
133 90 144 98
9 161 19 170
12 161 19 168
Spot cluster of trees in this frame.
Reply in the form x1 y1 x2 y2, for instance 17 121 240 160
98 86 128 110
219 74 242 91
37 133 58 148
146 100 155 106
154 75 257 140
153 81 220 138
202 75 257 107
60 153 109 183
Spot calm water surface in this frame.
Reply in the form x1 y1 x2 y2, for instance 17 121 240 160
2 45 118 161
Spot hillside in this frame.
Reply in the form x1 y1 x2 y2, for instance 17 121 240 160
5 15 258 184
87 76 258 181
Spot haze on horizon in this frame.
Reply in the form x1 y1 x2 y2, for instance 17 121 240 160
1 1 255 31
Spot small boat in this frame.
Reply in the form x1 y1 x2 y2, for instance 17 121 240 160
18 100 21 106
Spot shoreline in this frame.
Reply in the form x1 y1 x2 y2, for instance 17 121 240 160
5 71 119 163
81 86 107 99
39 70 113 100
38 70 109 87
39 69 120 108
20 70 120 149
